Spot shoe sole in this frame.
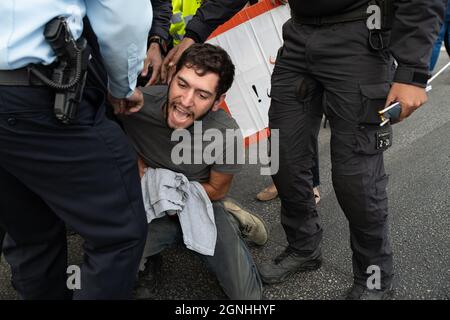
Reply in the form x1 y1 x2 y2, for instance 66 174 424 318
261 259 322 285
223 198 269 246
345 287 395 300
245 211 269 246
256 193 278 202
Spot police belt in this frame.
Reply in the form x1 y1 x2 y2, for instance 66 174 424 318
292 8 370 25
0 64 54 86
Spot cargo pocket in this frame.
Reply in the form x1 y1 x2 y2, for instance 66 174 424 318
359 82 390 125
355 83 393 155
354 122 393 155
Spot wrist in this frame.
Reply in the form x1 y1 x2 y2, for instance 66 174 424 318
148 42 161 51
148 35 167 55
107 91 124 101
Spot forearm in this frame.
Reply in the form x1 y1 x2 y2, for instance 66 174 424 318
185 0 248 43
86 0 153 98
201 182 230 201
149 0 172 40
390 0 446 87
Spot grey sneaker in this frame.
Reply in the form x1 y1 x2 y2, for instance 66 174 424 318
223 197 268 246
259 247 322 284
345 283 394 300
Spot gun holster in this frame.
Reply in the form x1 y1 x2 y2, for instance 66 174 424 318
31 16 90 124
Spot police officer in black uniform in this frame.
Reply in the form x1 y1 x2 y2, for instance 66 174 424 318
257 0 446 299
159 0 446 299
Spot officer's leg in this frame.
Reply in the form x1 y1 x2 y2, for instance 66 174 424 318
0 166 69 299
311 19 395 292
266 20 324 256
325 88 393 290
201 201 263 300
257 20 324 284
0 86 147 299
269 71 323 255
259 69 323 284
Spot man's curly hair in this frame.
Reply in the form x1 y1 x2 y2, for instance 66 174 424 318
175 43 235 98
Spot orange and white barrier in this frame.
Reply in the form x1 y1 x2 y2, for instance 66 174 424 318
206 0 290 145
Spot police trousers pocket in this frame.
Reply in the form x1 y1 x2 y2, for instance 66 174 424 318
354 123 393 155
359 82 390 125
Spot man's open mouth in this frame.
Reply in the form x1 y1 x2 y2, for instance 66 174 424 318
173 105 192 121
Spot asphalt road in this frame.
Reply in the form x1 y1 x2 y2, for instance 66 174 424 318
1 55 449 300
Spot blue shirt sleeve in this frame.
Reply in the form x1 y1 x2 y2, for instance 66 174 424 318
86 0 153 98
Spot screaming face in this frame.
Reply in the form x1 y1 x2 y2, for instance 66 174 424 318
166 65 225 129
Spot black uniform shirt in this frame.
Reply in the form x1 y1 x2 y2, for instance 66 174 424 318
289 0 368 17
185 0 445 86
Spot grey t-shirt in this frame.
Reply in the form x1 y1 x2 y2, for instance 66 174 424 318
120 85 243 183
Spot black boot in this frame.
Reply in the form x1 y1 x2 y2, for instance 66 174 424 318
259 247 322 284
345 283 394 300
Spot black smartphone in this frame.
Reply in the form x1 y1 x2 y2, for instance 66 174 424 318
385 104 401 122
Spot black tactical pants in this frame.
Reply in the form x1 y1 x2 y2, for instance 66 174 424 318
269 18 395 288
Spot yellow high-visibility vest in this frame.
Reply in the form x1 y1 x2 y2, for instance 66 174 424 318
170 0 202 46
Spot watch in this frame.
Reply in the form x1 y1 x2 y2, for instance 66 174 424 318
148 36 167 55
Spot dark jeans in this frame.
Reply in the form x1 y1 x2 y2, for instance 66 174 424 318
0 85 148 299
269 18 394 289
430 20 450 71
429 0 450 71
141 201 263 300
